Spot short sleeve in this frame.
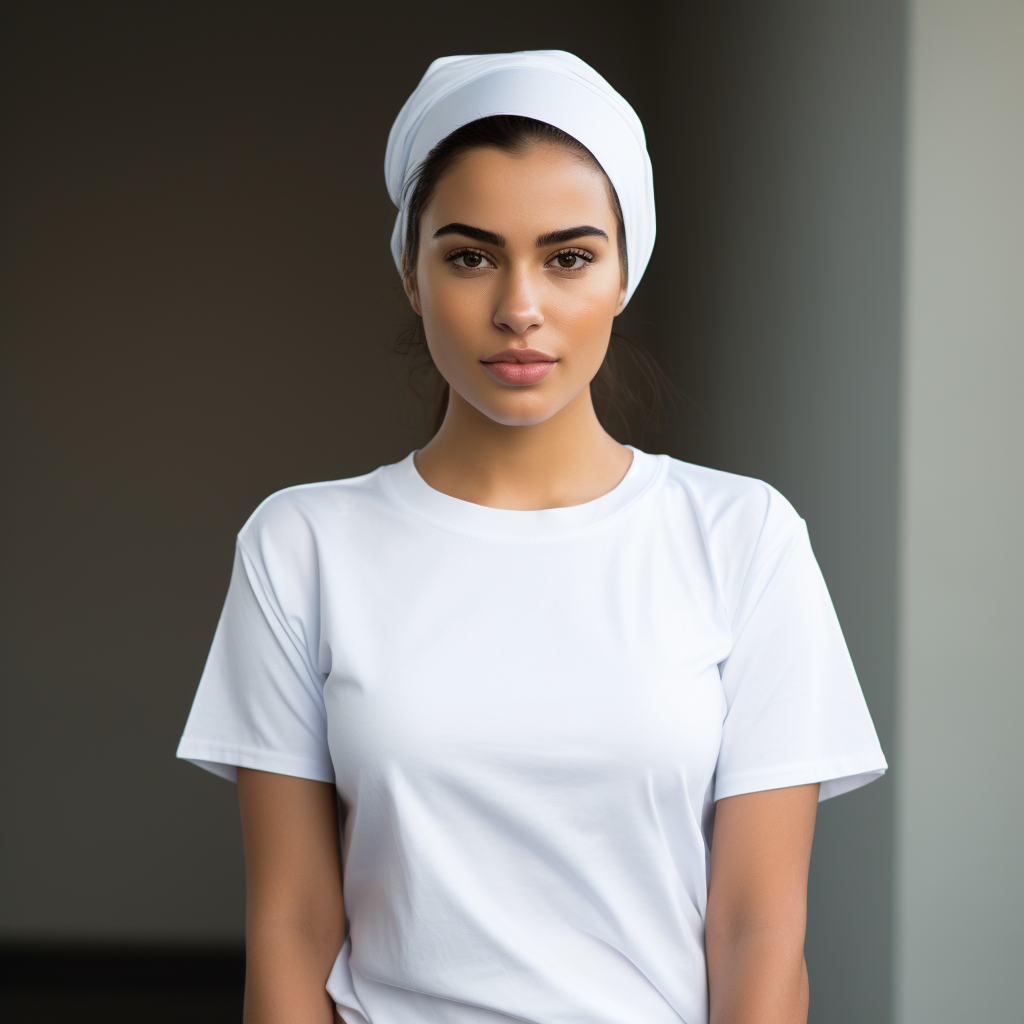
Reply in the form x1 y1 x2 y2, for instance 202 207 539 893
714 496 888 803
175 537 335 785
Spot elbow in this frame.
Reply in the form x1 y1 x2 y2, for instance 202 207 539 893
705 906 806 959
705 917 809 1024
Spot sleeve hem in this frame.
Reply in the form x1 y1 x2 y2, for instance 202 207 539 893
714 756 888 803
175 739 336 785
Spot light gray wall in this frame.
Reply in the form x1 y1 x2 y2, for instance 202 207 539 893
654 4 906 1023
895 3 1024 1022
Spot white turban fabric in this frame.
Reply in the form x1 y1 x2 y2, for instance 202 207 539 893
385 50 656 307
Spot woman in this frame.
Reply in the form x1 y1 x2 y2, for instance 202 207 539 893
177 50 887 1024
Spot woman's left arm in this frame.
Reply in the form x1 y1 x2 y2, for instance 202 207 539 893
705 782 820 1024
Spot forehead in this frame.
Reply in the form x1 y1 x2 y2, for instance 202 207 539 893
422 144 617 237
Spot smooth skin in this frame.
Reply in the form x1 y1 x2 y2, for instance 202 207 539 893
238 141 821 1024
405 141 633 509
238 769 345 1023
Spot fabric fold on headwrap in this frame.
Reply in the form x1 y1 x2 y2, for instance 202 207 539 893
385 50 656 307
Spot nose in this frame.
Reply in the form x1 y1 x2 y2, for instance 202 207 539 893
493 265 544 335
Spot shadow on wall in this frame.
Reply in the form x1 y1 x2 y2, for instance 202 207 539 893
0 0 665 951
0 945 243 1021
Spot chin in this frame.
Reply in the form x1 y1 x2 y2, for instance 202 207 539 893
487 410 558 427
473 391 567 428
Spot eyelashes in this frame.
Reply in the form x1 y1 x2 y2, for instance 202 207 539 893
547 248 595 271
444 248 494 270
443 247 596 272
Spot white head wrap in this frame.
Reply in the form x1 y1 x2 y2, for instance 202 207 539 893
385 50 656 307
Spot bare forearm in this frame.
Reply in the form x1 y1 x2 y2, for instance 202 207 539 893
243 917 344 1024
237 770 346 1024
707 928 809 1024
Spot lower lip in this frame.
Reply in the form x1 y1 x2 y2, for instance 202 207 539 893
481 361 556 385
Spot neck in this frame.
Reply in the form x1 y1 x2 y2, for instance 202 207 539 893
413 386 632 511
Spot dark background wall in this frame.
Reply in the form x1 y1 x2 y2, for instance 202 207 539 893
1 4 904 1023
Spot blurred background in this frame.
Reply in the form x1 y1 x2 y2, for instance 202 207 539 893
1 1 1020 1022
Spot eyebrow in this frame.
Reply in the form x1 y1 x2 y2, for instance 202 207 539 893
432 223 505 246
431 223 609 248
535 225 609 247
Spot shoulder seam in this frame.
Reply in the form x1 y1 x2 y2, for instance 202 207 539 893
729 517 807 636
234 537 325 691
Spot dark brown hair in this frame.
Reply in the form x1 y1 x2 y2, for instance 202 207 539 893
395 114 672 442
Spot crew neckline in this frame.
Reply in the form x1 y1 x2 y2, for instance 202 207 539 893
381 445 664 542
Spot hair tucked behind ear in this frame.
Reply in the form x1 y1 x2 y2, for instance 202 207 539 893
395 114 673 443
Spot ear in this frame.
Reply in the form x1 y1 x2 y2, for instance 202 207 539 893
402 254 422 316
614 280 628 317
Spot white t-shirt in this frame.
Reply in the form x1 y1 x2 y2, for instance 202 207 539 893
177 445 887 1024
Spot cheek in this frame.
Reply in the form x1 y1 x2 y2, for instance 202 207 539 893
419 274 489 353
555 290 618 331
428 282 484 330
545 279 622 354
417 281 488 390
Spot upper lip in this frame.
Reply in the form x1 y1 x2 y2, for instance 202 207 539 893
481 348 557 363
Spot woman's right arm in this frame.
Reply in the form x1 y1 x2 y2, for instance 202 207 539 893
237 767 346 1024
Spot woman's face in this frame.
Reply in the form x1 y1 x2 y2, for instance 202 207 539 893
404 143 627 427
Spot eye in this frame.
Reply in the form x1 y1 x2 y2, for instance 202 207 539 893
547 249 594 271
446 248 495 270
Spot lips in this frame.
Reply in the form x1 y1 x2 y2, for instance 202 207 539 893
480 348 557 386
